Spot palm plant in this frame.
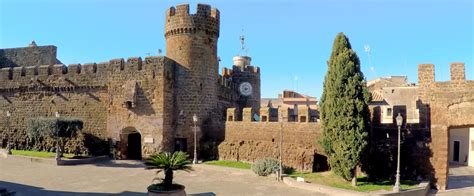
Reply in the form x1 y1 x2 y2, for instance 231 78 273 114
146 151 193 190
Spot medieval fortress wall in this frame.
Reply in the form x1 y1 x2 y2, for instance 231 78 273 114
220 106 322 172
418 62 474 190
0 55 176 156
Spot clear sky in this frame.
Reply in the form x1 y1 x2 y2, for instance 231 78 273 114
1 0 472 98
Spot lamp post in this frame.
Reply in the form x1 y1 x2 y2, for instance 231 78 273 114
5 111 11 155
192 114 198 164
393 113 403 192
55 111 61 160
278 112 284 181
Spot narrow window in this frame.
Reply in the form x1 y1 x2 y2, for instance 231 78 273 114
387 108 393 116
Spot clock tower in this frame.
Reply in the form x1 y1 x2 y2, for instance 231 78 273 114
232 55 261 111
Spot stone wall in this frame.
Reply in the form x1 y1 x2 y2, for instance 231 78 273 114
0 56 175 158
418 62 474 190
0 45 60 68
219 108 323 171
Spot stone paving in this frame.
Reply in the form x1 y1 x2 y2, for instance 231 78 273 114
429 165 474 196
0 157 323 195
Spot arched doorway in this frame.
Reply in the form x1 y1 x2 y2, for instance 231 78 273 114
313 153 329 172
119 127 142 160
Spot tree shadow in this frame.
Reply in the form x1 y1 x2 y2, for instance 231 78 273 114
0 181 144 195
90 159 146 168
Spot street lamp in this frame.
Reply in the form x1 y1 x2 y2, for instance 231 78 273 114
192 114 198 164
393 113 403 192
5 111 11 155
55 111 61 160
278 112 285 181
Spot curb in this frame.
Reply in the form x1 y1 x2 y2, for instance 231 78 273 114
282 176 430 196
282 176 365 196
1 154 110 166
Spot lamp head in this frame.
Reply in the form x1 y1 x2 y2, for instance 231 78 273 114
192 114 198 123
6 111 11 117
55 112 60 118
396 113 403 126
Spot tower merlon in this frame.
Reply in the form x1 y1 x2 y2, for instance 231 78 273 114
68 64 82 74
126 57 143 71
450 62 465 81
418 64 435 86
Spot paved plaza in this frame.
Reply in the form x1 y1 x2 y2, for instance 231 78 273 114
0 157 323 196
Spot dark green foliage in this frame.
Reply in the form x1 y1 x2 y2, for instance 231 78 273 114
26 117 83 138
26 117 83 158
146 151 193 190
320 32 370 181
252 157 279 176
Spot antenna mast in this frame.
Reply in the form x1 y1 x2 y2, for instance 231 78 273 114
364 44 376 77
239 28 248 56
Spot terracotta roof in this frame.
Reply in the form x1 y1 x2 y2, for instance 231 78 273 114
370 90 384 102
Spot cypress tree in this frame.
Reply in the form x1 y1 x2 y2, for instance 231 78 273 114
319 32 370 184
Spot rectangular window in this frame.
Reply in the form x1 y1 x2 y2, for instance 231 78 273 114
387 108 393 116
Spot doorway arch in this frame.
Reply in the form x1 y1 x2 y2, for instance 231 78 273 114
120 127 142 160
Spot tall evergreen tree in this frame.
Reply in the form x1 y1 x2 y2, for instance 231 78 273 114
320 32 370 184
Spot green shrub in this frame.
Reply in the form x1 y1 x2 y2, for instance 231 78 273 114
252 157 279 176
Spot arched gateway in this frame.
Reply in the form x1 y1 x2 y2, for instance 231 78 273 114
119 127 142 160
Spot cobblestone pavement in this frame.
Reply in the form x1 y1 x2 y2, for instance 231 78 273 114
0 157 324 196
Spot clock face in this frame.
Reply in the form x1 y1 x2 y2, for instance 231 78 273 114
239 82 253 96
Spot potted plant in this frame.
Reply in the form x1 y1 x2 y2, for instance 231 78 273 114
146 151 193 196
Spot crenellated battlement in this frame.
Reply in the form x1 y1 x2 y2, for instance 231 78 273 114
226 106 319 123
164 4 220 38
418 62 472 86
0 56 170 91
222 66 260 76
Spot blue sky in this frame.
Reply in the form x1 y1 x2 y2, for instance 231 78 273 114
1 0 472 98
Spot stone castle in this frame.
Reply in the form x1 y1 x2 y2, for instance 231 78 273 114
0 4 263 158
1 3 473 191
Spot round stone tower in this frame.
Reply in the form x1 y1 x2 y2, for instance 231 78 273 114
164 4 220 153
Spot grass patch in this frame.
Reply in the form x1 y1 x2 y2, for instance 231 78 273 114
288 171 419 192
204 160 251 169
11 149 74 159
